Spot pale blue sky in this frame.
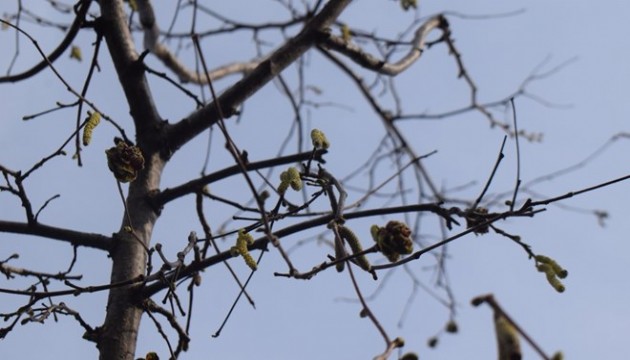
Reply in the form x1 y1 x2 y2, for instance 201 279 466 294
2 1 630 359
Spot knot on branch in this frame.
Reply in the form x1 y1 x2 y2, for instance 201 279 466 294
465 207 490 234
370 221 413 262
105 138 145 183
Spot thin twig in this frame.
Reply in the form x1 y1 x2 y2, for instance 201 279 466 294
347 261 390 346
212 249 265 338
509 98 522 211
116 181 150 253
471 136 507 210
195 192 255 307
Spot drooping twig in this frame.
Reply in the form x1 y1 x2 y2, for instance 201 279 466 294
346 260 391 350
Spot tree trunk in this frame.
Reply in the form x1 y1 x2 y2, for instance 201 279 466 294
98 153 164 360
97 0 166 357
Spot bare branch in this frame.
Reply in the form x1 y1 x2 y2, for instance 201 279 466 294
322 15 446 75
166 0 353 152
99 0 163 137
143 298 190 358
142 202 458 296
154 149 326 206
154 51 260 84
0 0 93 83
138 0 260 84
0 220 112 251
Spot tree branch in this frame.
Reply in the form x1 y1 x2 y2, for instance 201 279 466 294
321 15 446 75
165 0 353 153
0 0 93 83
154 149 326 206
99 0 163 142
0 220 111 251
138 0 261 84
142 202 456 296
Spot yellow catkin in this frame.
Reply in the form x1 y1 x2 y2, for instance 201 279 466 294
278 170 290 195
287 167 302 191
70 45 82 61
82 111 100 146
494 313 521 360
536 255 568 278
545 272 565 293
537 256 567 292
234 229 257 271
279 167 302 194
338 225 371 271
310 129 330 149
